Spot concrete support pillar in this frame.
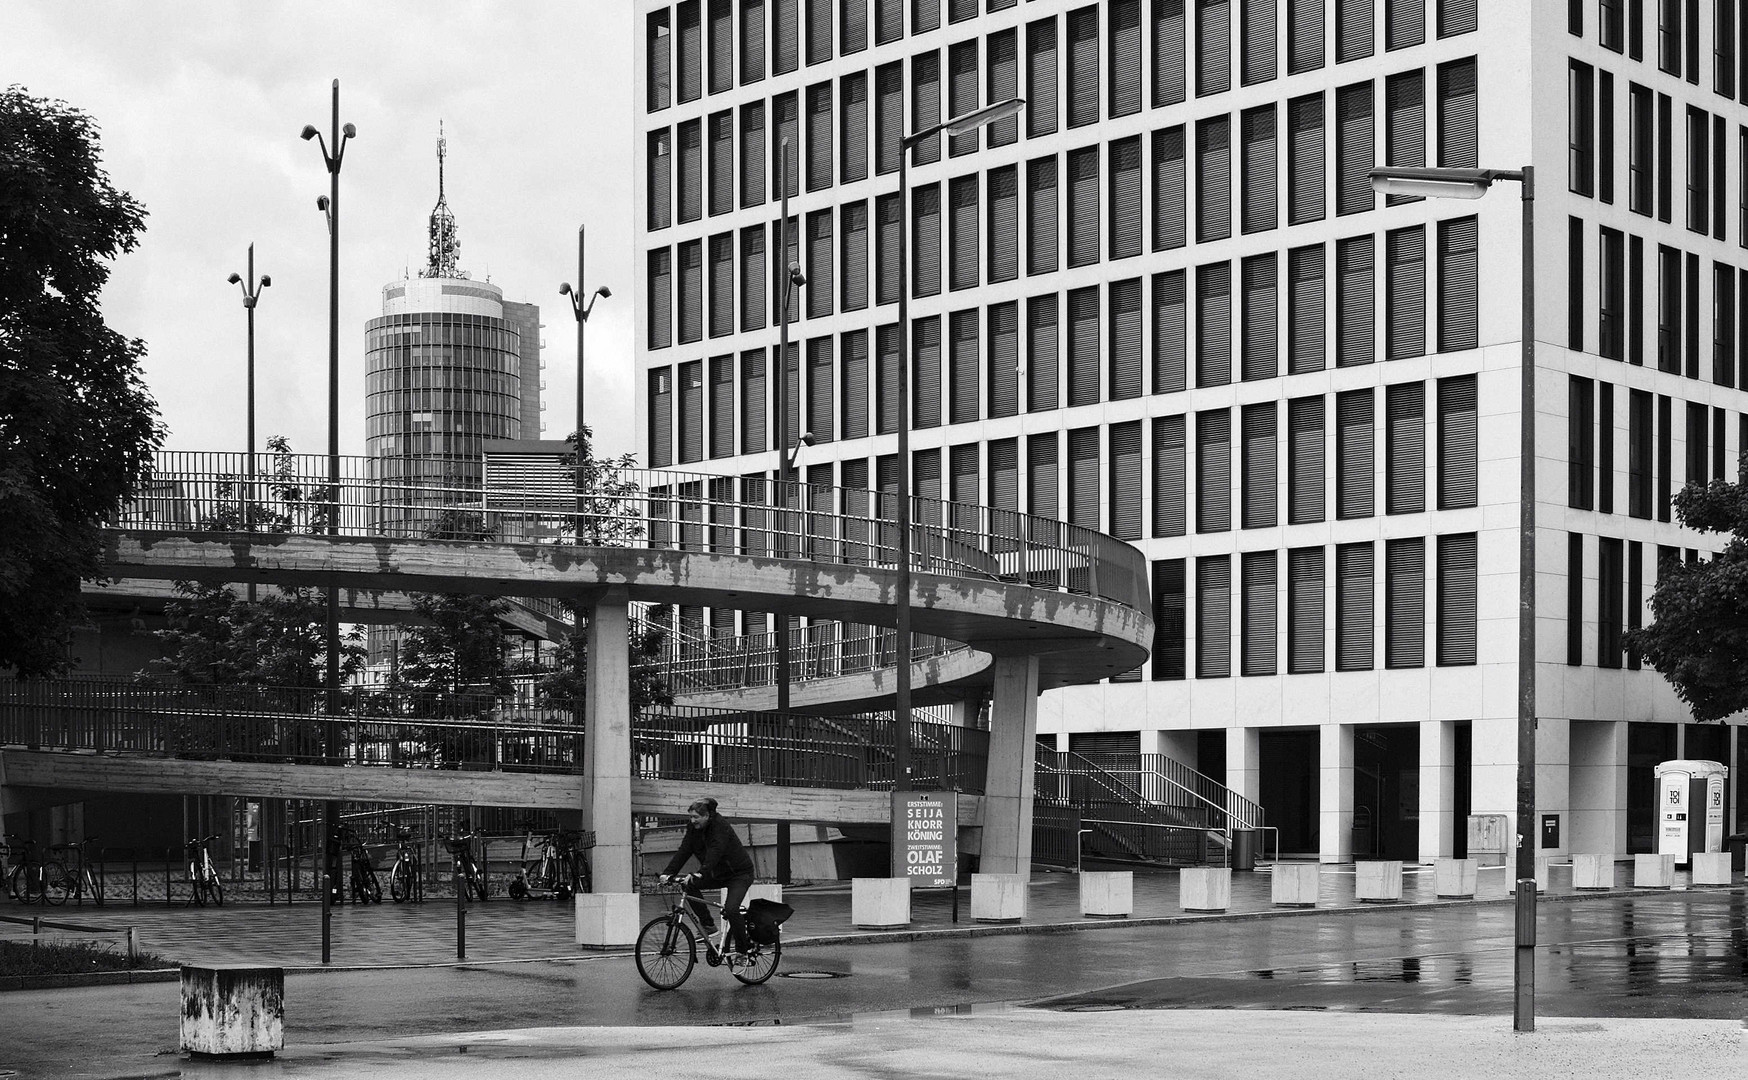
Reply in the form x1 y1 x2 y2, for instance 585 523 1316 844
1319 724 1354 864
1419 720 1456 861
1152 729 1197 768
1226 727 1261 808
981 655 1040 877
1569 720 1627 856
1469 715 1518 847
583 587 632 894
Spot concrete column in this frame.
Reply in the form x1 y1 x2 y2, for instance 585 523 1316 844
1569 720 1626 856
1226 727 1261 807
980 655 1040 876
583 587 632 893
1469 714 1518 842
1319 724 1354 864
1419 720 1456 861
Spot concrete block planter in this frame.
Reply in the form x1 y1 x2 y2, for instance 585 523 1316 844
180 964 284 1058
851 878 910 928
1078 871 1133 917
1433 858 1477 898
1690 852 1731 886
970 873 1027 922
1270 862 1320 907
1633 853 1676 888
1354 860 1402 902
575 893 641 947
1179 867 1231 912
1572 854 1615 890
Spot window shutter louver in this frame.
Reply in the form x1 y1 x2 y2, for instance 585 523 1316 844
1196 261 1232 387
679 119 703 222
949 40 980 156
741 0 766 83
1287 394 1325 523
807 83 832 191
876 323 900 433
649 248 673 350
1068 146 1101 268
989 301 1020 418
875 192 901 306
1028 156 1060 275
1110 136 1144 260
1336 387 1375 518
949 175 979 292
876 0 902 43
1336 0 1373 61
807 336 834 443
1067 5 1101 128
1196 116 1232 242
1437 374 1478 508
1437 0 1477 37
709 355 734 458
1385 381 1426 514
1386 0 1425 48
1153 126 1188 250
781 341 801 452
1385 70 1425 186
1242 0 1279 84
709 0 734 92
988 165 1020 282
1111 0 1143 116
1241 105 1278 234
773 0 799 73
913 0 940 33
1154 0 1188 106
1241 252 1278 381
875 62 903 175
678 239 704 343
1287 0 1324 73
649 11 672 112
1028 293 1060 411
1242 551 1279 675
1110 278 1144 400
842 200 869 312
1068 285 1101 407
678 1 703 102
805 0 830 63
1152 414 1188 536
841 72 868 182
1287 546 1326 672
1242 401 1278 529
1336 234 1375 366
1385 537 1426 668
1437 215 1479 351
1028 18 1059 137
773 93 800 199
740 101 766 207
1197 554 1233 678
1028 431 1060 523
1068 426 1101 528
708 112 734 216
1335 542 1374 670
1153 269 1188 393
776 213 800 325
740 348 767 453
1110 420 1143 540
1385 224 1426 359
648 130 672 231
650 367 674 467
841 329 869 439
1197 0 1232 96
912 51 942 165
679 360 704 463
913 315 942 429
990 438 1019 512
950 309 980 424
740 224 766 332
1197 408 1232 532
1152 558 1188 679
842 0 867 52
987 29 1021 146
1437 533 1479 664
913 182 942 298
1438 58 1478 168
709 232 734 337
1336 82 1375 215
1287 93 1326 223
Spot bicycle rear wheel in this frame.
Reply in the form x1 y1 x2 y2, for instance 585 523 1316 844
467 864 489 901
209 877 224 907
635 915 697 990
359 866 381 904
44 867 73 906
389 861 411 903
731 937 781 986
189 865 206 907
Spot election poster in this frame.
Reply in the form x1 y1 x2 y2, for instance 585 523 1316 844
892 792 957 888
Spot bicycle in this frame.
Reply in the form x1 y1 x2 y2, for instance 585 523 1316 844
441 832 490 901
338 824 382 904
186 833 224 907
4 835 67 906
634 879 781 990
388 826 424 904
508 826 593 901
47 836 103 905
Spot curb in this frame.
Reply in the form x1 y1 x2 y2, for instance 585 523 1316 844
0 968 179 992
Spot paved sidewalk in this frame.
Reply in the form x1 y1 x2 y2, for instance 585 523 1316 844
2 860 1734 970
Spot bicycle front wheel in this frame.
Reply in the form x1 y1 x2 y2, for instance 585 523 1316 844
389 862 411 903
360 868 381 904
209 878 225 907
731 937 782 986
44 868 72 907
634 916 697 990
189 866 206 907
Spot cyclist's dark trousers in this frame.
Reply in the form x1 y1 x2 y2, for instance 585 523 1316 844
683 870 754 952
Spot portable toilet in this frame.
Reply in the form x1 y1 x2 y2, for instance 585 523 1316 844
1654 760 1729 865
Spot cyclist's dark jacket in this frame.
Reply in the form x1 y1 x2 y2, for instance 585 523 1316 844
662 814 754 881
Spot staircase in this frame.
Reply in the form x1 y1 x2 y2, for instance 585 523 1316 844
1033 748 1263 868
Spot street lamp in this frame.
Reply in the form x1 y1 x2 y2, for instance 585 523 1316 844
559 225 612 453
302 78 355 966
771 136 807 887
892 98 1024 800
1369 164 1537 1032
226 245 270 600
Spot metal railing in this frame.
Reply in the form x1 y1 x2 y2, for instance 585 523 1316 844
1067 752 1268 831
660 620 968 695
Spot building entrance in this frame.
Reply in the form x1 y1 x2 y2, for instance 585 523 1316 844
1353 725 1420 862
1258 730 1319 855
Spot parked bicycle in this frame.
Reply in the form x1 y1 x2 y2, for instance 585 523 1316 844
186 833 224 907
4 834 67 906
338 823 382 904
507 825 593 901
388 826 423 904
634 879 785 990
441 832 489 901
47 836 103 905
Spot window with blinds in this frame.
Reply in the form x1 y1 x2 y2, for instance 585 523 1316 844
1153 125 1188 250
1154 0 1188 107
842 0 867 52
914 0 941 33
1241 252 1278 381
1241 0 1278 84
648 10 672 112
774 214 800 326
1336 234 1374 366
1066 4 1100 128
1287 546 1325 672
1068 426 1100 529
1384 225 1426 359
649 248 673 351
1111 0 1143 115
1336 0 1373 61
841 201 868 312
1027 17 1060 137
1241 550 1279 675
1385 537 1426 668
648 131 672 232
1027 156 1060 275
913 315 942 429
875 192 900 306
948 39 980 157
709 233 734 338
678 239 704 344
772 93 800 198
1386 0 1425 48
709 355 734 458
1153 269 1188 393
1436 216 1478 351
1197 261 1233 387
1196 115 1232 242
739 102 765 208
841 328 869 440
741 0 766 83
989 437 1019 533
989 301 1020 418
1385 381 1426 515
989 165 1020 282
1335 542 1374 670
875 0 902 44
805 82 832 192
949 309 980 425
678 119 703 223
679 360 704 464
779 341 800 453
1067 285 1100 407
1437 57 1478 168
1286 243 1326 373
1196 0 1232 96
1335 82 1374 216
773 0 799 73
914 448 942 522
1197 554 1233 678
739 224 766 332
1110 420 1143 540
806 336 834 443
707 0 734 92
740 348 767 453
875 62 902 176
949 175 979 292
838 73 868 184
1436 532 1478 664
649 367 675 467
876 323 900 433
803 0 830 64
1437 374 1478 509
910 53 944 164
1153 414 1188 536
1287 0 1324 73
1028 293 1061 411
913 183 943 298
1287 93 1326 224
677 0 702 102
1286 395 1326 525
1110 278 1144 400
1152 558 1188 680
1569 376 1594 509
1028 431 1060 526
1110 136 1144 260
1197 408 1233 533
1242 401 1278 529
1240 105 1278 234
1384 71 1425 206
988 28 1021 147
707 113 733 218
1336 387 1375 518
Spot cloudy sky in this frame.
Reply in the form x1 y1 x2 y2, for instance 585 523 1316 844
5 1 641 458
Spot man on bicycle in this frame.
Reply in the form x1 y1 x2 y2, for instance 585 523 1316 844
658 797 756 957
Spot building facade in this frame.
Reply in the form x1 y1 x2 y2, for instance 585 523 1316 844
632 0 1746 862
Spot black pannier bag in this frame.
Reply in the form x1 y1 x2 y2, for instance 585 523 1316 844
745 897 795 944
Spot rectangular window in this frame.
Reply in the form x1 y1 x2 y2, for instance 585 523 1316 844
773 0 799 73
1437 58 1478 168
1196 261 1233 387
1437 216 1479 351
1599 71 1615 204
678 238 703 344
1567 532 1585 666
1288 395 1325 524
1067 285 1100 406
708 354 734 459
1599 383 1615 514
912 182 942 298
1598 536 1624 667
988 165 1020 283
805 82 832 192
679 360 704 464
1385 537 1426 669
1197 0 1232 96
1437 0 1477 37
948 38 980 156
1242 551 1279 676
841 201 869 313
1027 17 1059 138
1111 420 1143 540
1068 425 1100 529
649 367 674 468
1656 393 1672 520
1600 226 1626 359
648 130 672 231
1153 270 1188 393
1715 262 1736 386
1386 0 1425 48
1384 70 1425 203
1685 400 1707 486
1288 0 1324 73
876 323 900 432
1628 387 1652 517
1657 244 1681 372
678 119 703 223
911 52 941 166
1197 408 1233 533
1335 542 1374 671
772 92 800 198
806 335 834 443
649 10 673 112
1196 115 1232 242
1153 415 1188 536
841 328 869 440
1336 387 1375 518
707 112 734 217
741 0 766 82
805 210 833 320
1153 125 1189 249
949 309 979 425
1336 234 1374 366
1241 401 1278 529
1570 61 1595 196
740 224 766 332
1112 0 1144 114
875 192 900 305
1568 217 1585 352
1152 558 1188 680
1335 81 1374 215
1027 294 1060 411
1287 546 1326 673
1067 145 1101 267
649 248 673 351
1066 5 1100 128
874 61 902 176
739 102 766 209
1110 278 1144 400
1657 93 1672 222
1627 538 1642 669
1601 0 1625 49
842 0 867 53
1659 0 1681 73
1385 381 1425 514
1155 0 1189 105
677 0 702 102
1385 225 1426 359
988 301 1019 419
1436 533 1478 665
1241 252 1278 381
1628 84 1652 215
1687 105 1709 233
987 28 1020 147
1288 243 1326 373
708 232 734 338
1569 375 1595 510
874 0 901 44
1240 104 1278 234
912 315 942 429
1027 155 1059 276
805 0 830 64
1110 136 1144 260
948 174 979 292
1196 554 1233 678
1437 374 1478 509
1242 0 1279 84
1337 0 1373 61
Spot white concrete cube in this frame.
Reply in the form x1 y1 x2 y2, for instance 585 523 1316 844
1270 862 1320 907
1355 860 1402 902
1690 851 1732 886
851 877 910 928
180 964 284 1057
1633 853 1676 888
1179 867 1231 912
574 892 641 947
1434 858 1478 898
1572 854 1616 890
970 873 1027 922
1078 871 1132 917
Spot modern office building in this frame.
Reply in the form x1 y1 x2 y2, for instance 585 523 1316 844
632 0 1745 863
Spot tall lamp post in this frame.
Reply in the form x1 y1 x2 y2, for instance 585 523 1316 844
772 137 806 885
1370 164 1536 1031
226 245 270 601
892 98 1024 802
302 80 355 966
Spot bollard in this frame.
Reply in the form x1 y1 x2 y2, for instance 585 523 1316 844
127 927 138 960
455 865 466 960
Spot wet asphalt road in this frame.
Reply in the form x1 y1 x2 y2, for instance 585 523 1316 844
1 891 1742 1077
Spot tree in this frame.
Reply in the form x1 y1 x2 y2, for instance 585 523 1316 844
145 582 367 693
0 87 162 676
566 425 645 546
535 603 676 716
1621 478 1748 721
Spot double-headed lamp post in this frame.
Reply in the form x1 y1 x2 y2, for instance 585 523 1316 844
1369 164 1537 1032
560 224 612 456
892 98 1024 799
226 245 270 600
301 79 355 966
